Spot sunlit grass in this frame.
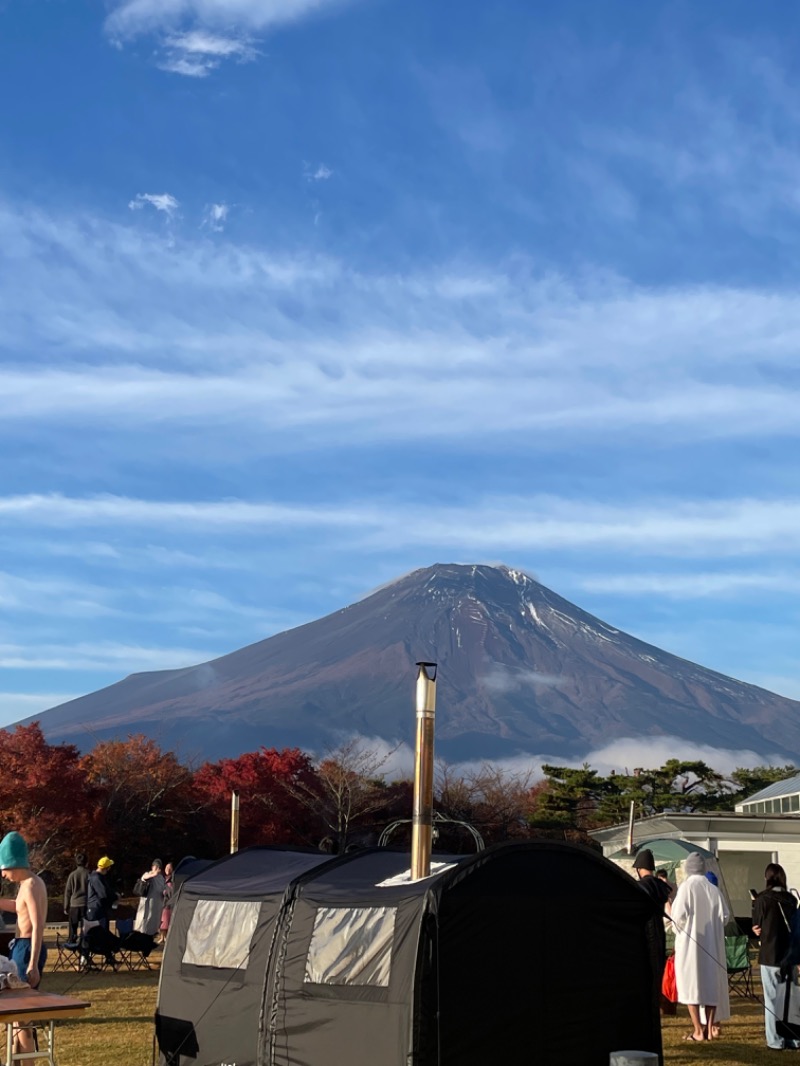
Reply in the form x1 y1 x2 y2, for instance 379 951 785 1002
662 969 784 1065
38 940 160 1066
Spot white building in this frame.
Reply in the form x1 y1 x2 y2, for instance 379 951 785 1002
591 807 800 920
734 773 800 816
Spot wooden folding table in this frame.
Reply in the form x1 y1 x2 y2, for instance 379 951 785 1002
0 988 90 1064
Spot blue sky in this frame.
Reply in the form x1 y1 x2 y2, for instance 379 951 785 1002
2 0 800 742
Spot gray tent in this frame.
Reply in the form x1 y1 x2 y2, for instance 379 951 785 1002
155 841 662 1066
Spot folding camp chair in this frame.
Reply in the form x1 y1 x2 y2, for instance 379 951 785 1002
726 934 755 999
52 932 83 972
80 922 121 972
116 922 155 971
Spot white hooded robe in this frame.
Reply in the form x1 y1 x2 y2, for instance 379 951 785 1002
672 872 730 1019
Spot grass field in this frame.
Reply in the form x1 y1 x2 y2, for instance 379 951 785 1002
24 939 793 1066
662 983 789 1065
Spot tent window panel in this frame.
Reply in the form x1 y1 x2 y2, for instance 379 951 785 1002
183 900 260 970
304 906 396 987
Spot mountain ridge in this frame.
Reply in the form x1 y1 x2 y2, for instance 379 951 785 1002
21 563 800 763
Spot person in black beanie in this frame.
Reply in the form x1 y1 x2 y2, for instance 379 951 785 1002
633 848 674 1014
633 848 673 915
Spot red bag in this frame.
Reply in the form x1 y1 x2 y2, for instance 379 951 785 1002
662 955 678 1003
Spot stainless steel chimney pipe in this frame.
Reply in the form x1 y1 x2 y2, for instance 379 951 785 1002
411 661 437 880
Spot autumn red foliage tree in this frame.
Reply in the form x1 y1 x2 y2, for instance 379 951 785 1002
0 723 96 879
81 734 197 875
192 747 321 852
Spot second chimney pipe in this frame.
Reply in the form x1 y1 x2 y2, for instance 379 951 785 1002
411 661 437 880
230 790 240 854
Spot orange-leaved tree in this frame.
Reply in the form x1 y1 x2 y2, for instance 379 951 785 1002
81 734 197 877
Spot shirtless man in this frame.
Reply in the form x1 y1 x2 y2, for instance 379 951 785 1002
0 832 47 1057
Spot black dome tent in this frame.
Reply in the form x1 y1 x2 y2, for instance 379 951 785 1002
155 842 662 1066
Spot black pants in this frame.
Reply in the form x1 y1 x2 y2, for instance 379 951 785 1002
68 906 85 943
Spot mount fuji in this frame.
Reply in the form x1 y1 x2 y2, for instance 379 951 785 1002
21 563 800 763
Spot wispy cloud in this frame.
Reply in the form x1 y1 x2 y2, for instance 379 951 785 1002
202 202 230 231
578 47 800 238
105 0 349 73
3 493 800 561
167 31 258 59
0 571 117 618
2 364 798 448
0 641 213 672
304 162 333 182
3 198 800 451
579 571 800 598
106 0 346 38
482 665 565 694
159 32 258 76
157 56 217 77
128 192 180 217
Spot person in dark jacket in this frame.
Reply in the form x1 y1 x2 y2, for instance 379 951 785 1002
753 862 798 1051
63 853 89 943
632 848 674 1014
86 856 117 929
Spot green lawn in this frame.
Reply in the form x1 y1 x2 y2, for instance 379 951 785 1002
662 978 787 1065
39 961 160 1066
28 940 790 1066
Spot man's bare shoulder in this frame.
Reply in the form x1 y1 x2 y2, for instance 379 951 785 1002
18 875 47 912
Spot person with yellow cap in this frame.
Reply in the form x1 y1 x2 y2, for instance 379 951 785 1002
86 856 117 929
0 832 47 1059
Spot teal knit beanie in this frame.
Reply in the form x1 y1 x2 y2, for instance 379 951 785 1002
0 832 29 870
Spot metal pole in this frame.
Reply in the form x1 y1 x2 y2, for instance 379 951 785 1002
411 662 437 880
627 799 635 855
230 790 240 854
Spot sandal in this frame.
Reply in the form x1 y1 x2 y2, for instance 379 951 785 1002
683 1033 705 1042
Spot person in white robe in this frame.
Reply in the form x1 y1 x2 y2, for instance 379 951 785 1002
671 852 730 1041
133 858 166 937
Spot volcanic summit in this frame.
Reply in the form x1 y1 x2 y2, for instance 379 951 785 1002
23 563 800 762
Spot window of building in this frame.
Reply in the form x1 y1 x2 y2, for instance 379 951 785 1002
304 906 396 987
183 899 260 969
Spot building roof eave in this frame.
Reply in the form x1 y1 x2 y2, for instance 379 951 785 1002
590 811 800 849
